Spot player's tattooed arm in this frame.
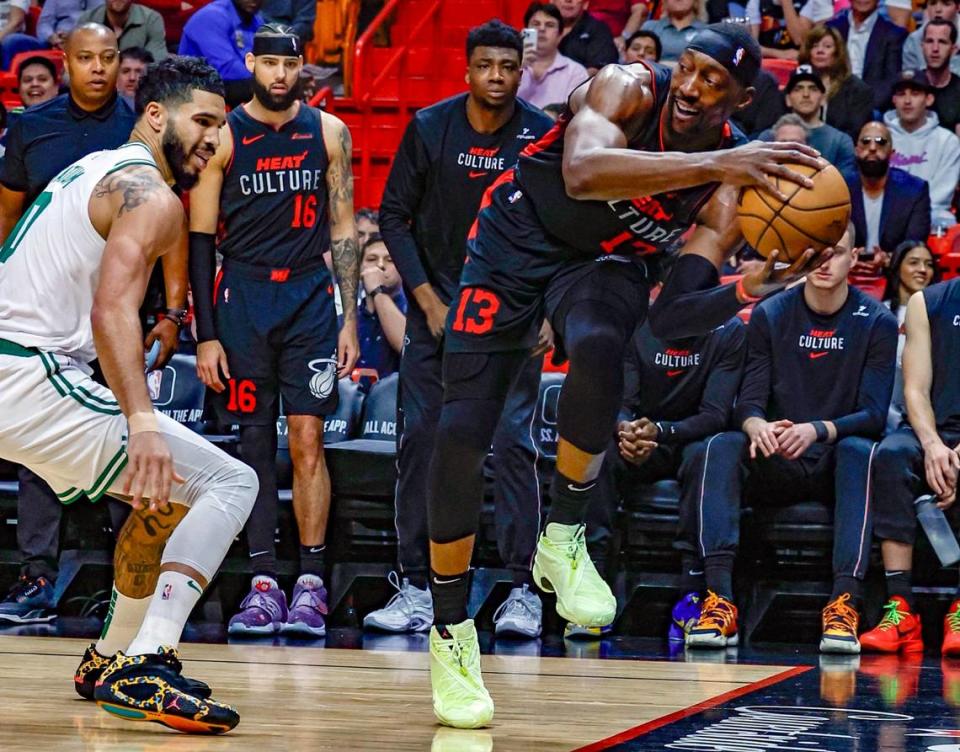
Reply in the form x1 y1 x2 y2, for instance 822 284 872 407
326 116 360 322
93 165 168 217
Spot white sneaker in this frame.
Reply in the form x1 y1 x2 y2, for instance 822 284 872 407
493 584 542 638
363 571 433 633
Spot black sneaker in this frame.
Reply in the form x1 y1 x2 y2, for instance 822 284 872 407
74 643 212 701
94 648 238 734
0 576 56 624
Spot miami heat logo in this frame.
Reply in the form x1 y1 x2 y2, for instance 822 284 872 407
307 354 338 400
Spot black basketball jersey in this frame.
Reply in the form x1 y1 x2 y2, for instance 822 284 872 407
515 61 746 259
923 278 960 433
219 103 330 268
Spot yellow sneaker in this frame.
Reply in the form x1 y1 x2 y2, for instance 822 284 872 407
429 620 494 729
532 523 616 627
820 593 861 654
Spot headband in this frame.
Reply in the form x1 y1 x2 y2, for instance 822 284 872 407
253 34 301 57
686 28 759 89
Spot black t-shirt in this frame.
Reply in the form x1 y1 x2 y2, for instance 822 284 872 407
923 278 960 432
219 103 331 269
379 94 553 303
734 285 898 439
0 93 136 205
624 317 746 445
932 74 960 134
559 12 619 69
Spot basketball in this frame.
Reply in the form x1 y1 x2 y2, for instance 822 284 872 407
737 162 851 262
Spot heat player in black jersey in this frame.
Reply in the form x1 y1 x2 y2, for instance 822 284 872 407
426 23 841 728
188 26 360 637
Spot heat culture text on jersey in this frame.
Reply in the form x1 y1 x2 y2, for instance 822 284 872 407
798 328 846 352
457 145 506 172
654 348 701 368
238 150 326 196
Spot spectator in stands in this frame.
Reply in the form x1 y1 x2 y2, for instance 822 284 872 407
553 0 620 72
760 0 834 52
38 0 105 51
355 234 406 382
583 317 746 639
903 0 960 75
623 29 661 62
730 68 786 137
799 25 875 140
261 0 315 43
0 0 44 70
299 67 316 103
846 121 931 270
589 0 646 40
356 207 378 248
827 0 907 110
921 19 960 135
863 275 960 657
641 0 706 62
178 0 263 107
116 46 152 107
881 240 938 431
885 70 960 229
0 24 183 626
611 3 650 56
519 2 589 109
771 112 809 143
372 20 553 638
759 65 855 174
76 0 167 60
683 228 897 654
17 55 60 108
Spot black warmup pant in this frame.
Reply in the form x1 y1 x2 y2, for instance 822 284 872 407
699 431 878 581
17 467 61 581
398 306 542 580
872 427 960 545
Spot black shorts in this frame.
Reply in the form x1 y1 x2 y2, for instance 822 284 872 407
213 259 339 425
445 174 658 355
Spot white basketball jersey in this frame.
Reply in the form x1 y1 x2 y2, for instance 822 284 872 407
0 142 158 364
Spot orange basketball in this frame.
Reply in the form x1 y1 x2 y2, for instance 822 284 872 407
737 162 851 263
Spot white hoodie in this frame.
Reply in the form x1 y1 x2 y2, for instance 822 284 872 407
884 109 960 228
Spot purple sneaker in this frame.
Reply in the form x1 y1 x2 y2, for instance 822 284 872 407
281 578 328 637
669 592 703 642
227 579 288 636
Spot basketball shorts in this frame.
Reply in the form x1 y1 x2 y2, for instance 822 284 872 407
0 339 233 506
445 173 660 356
214 259 340 425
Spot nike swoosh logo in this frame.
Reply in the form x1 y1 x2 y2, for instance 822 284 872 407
242 134 265 145
187 580 203 595
567 482 596 493
809 351 829 359
291 132 313 140
432 576 461 585
666 369 684 377
468 170 488 178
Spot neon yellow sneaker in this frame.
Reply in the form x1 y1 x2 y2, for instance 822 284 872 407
532 523 616 627
429 619 494 729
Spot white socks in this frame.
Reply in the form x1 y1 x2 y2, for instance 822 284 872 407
125 570 203 656
95 587 151 656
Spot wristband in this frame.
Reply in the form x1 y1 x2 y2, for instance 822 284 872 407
812 421 828 442
368 285 389 299
735 276 761 304
128 411 159 435
164 307 188 328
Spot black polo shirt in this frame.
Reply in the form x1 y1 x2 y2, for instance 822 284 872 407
1 93 137 205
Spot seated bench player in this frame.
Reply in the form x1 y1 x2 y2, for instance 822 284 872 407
575 315 746 639
860 276 960 656
684 227 898 653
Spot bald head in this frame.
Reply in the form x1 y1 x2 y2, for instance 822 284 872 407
65 23 120 111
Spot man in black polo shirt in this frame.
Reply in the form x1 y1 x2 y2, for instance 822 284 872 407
0 24 185 626
553 0 619 73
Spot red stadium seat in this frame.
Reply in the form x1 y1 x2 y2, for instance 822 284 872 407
928 225 960 256
939 252 960 280
849 274 887 300
8 49 64 78
761 58 798 89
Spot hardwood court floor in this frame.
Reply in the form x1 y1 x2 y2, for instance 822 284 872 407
0 636 792 751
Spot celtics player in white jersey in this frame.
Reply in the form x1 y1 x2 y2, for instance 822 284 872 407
0 57 258 734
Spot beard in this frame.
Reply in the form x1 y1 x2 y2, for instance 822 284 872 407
162 121 201 191
252 75 302 112
856 156 889 179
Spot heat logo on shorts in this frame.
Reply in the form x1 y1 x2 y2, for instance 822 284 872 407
308 354 338 400
798 328 845 359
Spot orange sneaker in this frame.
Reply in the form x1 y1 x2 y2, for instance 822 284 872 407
860 596 923 654
820 593 860 654
685 591 738 648
943 599 960 657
